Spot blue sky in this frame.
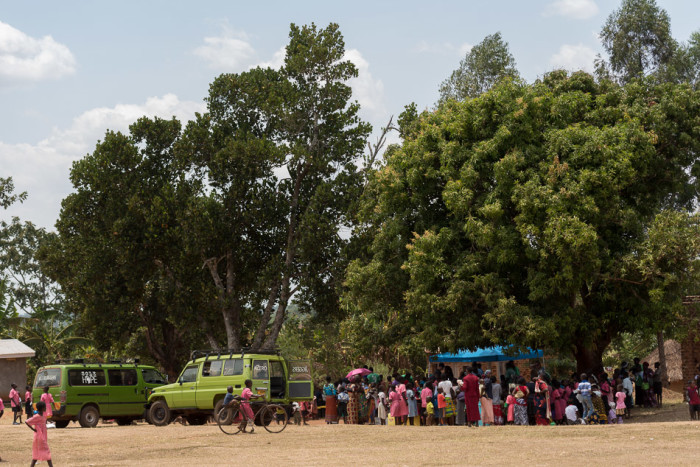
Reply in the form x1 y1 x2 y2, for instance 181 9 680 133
1 0 698 228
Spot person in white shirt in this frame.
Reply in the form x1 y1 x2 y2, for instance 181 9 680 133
565 402 582 425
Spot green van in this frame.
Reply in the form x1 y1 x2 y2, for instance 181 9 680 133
32 360 168 428
146 349 313 426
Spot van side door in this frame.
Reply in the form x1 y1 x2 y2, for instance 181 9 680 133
251 359 270 401
173 364 199 408
106 368 140 417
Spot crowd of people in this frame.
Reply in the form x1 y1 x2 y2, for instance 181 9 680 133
317 358 700 427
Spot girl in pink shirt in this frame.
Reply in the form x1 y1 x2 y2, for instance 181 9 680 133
614 384 626 424
505 390 516 424
25 401 53 467
41 386 54 419
240 379 262 433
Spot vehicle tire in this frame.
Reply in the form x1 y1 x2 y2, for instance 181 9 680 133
217 405 242 435
79 405 100 428
186 414 208 425
54 420 70 429
116 418 134 426
149 400 171 426
261 404 288 433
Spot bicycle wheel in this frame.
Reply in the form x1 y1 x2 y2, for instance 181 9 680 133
261 404 289 433
217 405 243 435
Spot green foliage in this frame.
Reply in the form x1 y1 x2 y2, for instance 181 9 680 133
0 177 26 210
43 23 371 375
597 0 676 83
439 32 520 103
346 71 700 372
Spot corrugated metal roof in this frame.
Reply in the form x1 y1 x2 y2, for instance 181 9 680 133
0 339 35 358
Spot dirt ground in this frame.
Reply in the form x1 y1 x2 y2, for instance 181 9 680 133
1 401 699 466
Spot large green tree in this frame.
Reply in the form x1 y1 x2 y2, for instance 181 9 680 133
178 22 370 351
43 23 371 373
597 0 676 84
346 71 700 373
439 32 520 103
40 117 214 377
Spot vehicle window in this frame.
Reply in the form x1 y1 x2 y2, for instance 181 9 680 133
288 360 312 381
202 360 223 377
34 368 61 388
180 365 199 383
222 359 243 376
108 369 137 386
68 369 106 386
141 368 168 384
252 360 269 379
270 361 285 378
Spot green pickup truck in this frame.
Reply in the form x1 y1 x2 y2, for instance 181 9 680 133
146 349 313 425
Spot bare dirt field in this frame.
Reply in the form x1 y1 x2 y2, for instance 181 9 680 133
1 402 699 466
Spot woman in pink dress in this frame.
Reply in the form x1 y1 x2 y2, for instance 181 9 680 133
25 401 53 467
551 381 565 424
389 384 402 422
240 379 262 433
395 380 408 424
40 386 54 419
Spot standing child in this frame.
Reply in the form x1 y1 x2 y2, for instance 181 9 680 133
437 387 446 426
406 382 418 426
337 388 349 424
615 384 626 424
41 386 55 428
425 399 434 426
505 387 515 425
377 389 388 425
25 386 33 420
239 379 262 433
9 383 22 425
685 380 700 421
608 401 617 424
292 402 302 425
25 401 53 467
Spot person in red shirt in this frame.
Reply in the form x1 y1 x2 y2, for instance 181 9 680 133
462 367 480 427
686 380 700 421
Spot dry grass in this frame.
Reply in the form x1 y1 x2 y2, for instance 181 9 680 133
1 403 699 466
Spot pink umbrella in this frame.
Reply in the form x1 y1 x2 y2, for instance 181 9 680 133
346 368 371 380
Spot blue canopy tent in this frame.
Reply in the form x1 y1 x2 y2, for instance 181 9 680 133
430 346 543 363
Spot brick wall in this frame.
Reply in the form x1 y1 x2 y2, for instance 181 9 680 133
681 330 700 383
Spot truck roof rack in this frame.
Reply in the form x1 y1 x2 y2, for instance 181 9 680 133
51 358 141 367
189 347 281 362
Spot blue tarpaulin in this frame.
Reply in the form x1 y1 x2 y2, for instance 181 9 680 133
429 346 543 363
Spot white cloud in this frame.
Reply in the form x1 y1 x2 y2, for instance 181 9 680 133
543 0 599 20
0 94 205 229
193 34 256 70
255 46 286 70
344 49 387 119
414 40 472 57
549 44 597 72
0 21 76 84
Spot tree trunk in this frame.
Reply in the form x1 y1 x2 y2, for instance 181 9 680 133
573 337 610 377
656 330 668 387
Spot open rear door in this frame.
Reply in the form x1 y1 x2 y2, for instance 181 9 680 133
287 360 313 400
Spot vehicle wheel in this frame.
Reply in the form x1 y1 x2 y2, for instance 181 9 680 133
186 414 208 425
149 400 171 426
79 406 100 428
116 418 134 426
217 405 242 435
261 404 288 433
54 420 70 429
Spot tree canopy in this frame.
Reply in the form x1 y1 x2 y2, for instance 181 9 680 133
42 23 371 375
346 71 700 372
439 32 520 103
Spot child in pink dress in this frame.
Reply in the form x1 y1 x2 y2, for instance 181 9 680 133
25 401 53 467
41 386 55 419
505 390 516 424
240 379 262 433
615 384 626 424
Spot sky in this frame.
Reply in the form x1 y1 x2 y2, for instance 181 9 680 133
1 0 698 229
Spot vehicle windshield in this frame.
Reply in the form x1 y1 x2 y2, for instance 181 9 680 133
141 368 168 384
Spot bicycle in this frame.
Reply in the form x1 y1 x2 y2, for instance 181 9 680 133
217 396 289 434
